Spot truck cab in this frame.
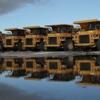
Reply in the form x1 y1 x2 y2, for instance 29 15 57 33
40 24 74 51
22 26 48 51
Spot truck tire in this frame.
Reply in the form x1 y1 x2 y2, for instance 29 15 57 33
63 56 74 68
0 42 3 52
96 39 100 51
39 57 45 65
96 56 100 66
39 41 45 51
63 39 74 51
18 42 22 51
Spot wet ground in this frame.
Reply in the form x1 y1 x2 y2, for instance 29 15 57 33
0 52 100 100
0 51 100 58
0 72 100 100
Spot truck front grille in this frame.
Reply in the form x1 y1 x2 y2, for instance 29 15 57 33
80 63 90 71
49 62 57 69
48 37 57 44
6 39 12 45
79 35 89 43
26 39 32 45
26 62 33 68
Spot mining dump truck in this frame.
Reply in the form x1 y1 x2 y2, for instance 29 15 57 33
45 57 74 80
73 19 100 51
23 26 48 51
40 24 74 51
2 28 26 51
23 58 47 78
74 56 100 76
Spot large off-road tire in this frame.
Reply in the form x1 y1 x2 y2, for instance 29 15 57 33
96 39 100 51
39 41 45 51
63 56 74 68
96 56 100 66
18 42 23 51
0 42 3 52
39 57 45 65
63 39 74 51
18 58 23 67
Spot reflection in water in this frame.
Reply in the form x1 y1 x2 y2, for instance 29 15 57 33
0 57 75 82
1 56 100 100
0 55 100 85
75 55 100 86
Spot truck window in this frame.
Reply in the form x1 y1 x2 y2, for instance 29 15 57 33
34 29 40 35
12 30 25 36
89 22 100 30
57 26 72 33
41 29 46 35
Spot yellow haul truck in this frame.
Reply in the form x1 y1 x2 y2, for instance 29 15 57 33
76 75 100 86
73 19 100 50
2 28 26 51
40 24 74 51
3 58 26 76
22 26 48 51
74 56 100 76
23 58 47 78
45 57 74 80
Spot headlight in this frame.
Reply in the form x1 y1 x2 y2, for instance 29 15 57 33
92 34 99 37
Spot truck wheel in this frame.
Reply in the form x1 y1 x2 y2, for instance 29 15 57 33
18 42 22 51
39 57 45 65
18 58 23 66
63 39 74 51
96 39 100 51
63 56 74 68
0 42 3 52
39 41 45 51
96 56 100 66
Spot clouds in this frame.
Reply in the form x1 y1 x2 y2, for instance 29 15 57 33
0 0 49 15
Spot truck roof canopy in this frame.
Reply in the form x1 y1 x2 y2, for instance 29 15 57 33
5 28 25 31
45 24 73 27
23 26 47 29
73 19 100 24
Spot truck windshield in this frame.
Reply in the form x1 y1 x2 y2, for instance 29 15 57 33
12 30 25 36
57 26 72 33
34 29 46 35
89 22 100 30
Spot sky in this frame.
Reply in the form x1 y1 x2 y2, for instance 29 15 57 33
0 0 100 33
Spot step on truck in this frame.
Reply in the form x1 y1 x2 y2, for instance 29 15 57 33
2 28 26 51
22 26 48 51
40 24 74 51
73 19 100 51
